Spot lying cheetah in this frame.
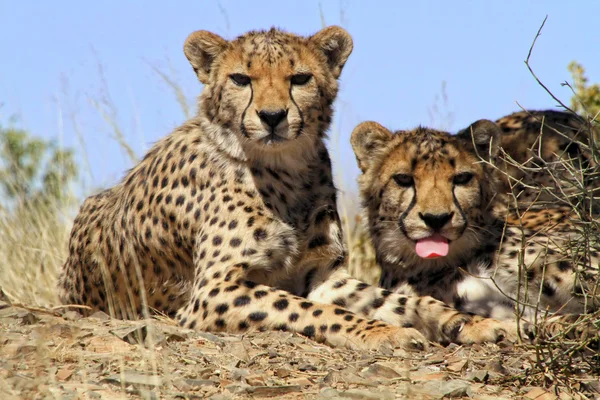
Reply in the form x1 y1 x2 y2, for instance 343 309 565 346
351 113 599 327
58 26 509 351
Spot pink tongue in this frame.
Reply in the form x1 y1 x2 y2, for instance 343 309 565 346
415 234 449 258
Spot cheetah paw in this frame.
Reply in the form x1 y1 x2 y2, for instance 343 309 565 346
452 315 510 344
343 325 429 352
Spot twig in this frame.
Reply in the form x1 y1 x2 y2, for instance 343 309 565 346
525 16 576 115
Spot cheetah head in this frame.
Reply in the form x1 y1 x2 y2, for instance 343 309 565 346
351 120 502 267
184 26 352 152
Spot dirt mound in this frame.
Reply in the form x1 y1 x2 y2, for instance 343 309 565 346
0 301 597 399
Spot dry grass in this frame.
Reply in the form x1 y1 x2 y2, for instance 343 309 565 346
0 202 68 307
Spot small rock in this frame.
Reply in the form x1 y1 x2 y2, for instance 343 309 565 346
209 395 233 400
135 389 159 400
245 374 266 386
62 311 82 321
110 323 167 347
86 391 102 399
251 385 302 396
274 368 291 378
185 378 218 388
172 378 191 392
226 341 250 362
411 371 449 381
476 396 512 400
360 363 401 379
56 367 74 381
319 388 342 398
299 363 317 372
225 383 252 394
343 389 395 399
323 369 376 387
288 377 312 386
197 331 225 343
88 311 110 320
485 360 506 374
104 371 162 387
525 387 555 400
423 356 446 365
446 360 467 372
420 380 472 398
443 381 472 398
230 368 250 381
20 312 40 325
9 344 37 358
466 370 489 383
0 307 29 319
86 335 133 353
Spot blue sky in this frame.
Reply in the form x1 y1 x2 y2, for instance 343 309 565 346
1 1 598 199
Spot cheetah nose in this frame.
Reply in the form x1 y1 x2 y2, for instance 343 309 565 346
258 109 288 129
419 212 454 231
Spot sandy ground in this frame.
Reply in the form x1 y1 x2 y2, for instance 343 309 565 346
1 298 599 400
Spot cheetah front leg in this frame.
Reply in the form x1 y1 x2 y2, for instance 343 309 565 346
175 263 427 351
308 271 512 345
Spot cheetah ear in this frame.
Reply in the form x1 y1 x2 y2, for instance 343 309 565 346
184 30 228 84
458 119 501 160
351 121 393 172
310 26 353 79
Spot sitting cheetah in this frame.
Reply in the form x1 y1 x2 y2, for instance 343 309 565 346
58 26 509 351
351 113 599 327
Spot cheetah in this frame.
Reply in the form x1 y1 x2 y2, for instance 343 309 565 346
58 26 509 352
492 110 600 214
351 114 599 330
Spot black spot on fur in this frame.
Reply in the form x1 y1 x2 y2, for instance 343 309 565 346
557 261 572 271
254 228 267 241
215 303 229 315
234 295 251 307
302 325 316 338
249 312 268 322
254 290 268 299
542 282 556 297
300 301 313 309
273 299 289 310
372 297 385 309
333 298 346 307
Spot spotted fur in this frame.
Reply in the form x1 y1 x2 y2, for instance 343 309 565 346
352 114 599 332
487 110 600 211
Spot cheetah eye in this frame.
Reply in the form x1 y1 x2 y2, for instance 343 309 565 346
290 73 312 85
230 73 251 86
393 174 414 187
453 172 474 185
